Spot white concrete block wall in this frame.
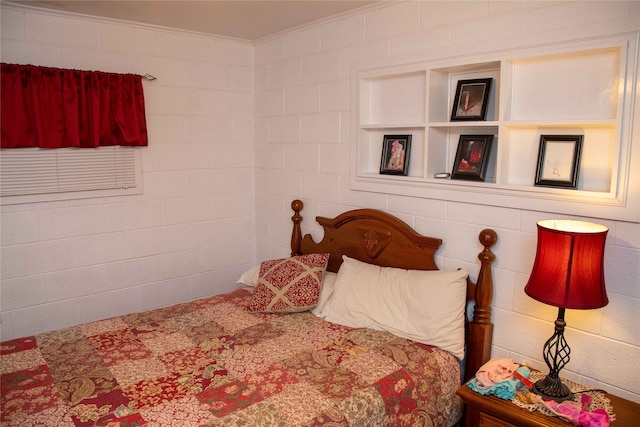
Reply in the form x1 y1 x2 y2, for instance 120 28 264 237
0 6 256 340
1 0 638 405
253 1 640 403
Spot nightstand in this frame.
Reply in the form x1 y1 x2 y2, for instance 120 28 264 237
457 382 640 427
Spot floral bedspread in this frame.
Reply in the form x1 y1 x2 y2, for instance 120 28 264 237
1 289 462 427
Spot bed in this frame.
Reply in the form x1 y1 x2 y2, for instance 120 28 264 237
1 199 497 427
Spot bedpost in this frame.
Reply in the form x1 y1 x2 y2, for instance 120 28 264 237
291 199 304 256
465 228 497 381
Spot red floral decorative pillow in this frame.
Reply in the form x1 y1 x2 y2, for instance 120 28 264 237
247 253 330 313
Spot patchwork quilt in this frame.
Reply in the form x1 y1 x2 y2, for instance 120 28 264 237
1 289 463 426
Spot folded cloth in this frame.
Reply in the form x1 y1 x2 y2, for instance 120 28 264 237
468 365 531 400
475 358 521 388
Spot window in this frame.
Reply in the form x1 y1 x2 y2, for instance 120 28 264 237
0 146 143 204
0 63 149 205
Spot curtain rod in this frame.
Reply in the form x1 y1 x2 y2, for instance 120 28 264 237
141 74 156 81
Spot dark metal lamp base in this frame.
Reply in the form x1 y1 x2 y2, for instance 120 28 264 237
532 375 574 403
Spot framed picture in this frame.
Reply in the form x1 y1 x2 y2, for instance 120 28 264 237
451 135 493 181
380 135 411 175
451 78 492 121
535 135 583 188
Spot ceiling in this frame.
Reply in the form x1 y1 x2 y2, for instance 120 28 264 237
8 0 381 41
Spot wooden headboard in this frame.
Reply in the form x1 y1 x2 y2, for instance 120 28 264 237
289 199 497 381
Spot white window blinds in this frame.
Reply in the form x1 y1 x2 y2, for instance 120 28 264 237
0 146 139 200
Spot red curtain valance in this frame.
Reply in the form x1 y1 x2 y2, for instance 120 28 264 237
1 63 148 149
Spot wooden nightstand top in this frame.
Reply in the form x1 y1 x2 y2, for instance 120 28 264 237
457 382 640 427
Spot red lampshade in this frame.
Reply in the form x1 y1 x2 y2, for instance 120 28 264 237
525 220 609 309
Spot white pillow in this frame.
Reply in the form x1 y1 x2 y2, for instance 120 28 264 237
324 256 468 360
310 271 337 317
236 264 260 287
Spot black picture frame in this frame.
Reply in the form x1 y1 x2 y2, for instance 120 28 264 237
451 135 493 181
451 78 492 121
534 135 583 189
380 135 411 176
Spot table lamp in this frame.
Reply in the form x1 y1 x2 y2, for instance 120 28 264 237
524 219 608 402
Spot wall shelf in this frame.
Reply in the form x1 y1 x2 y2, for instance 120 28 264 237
350 34 639 222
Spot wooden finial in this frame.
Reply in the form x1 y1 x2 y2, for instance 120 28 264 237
290 200 303 256
465 228 497 381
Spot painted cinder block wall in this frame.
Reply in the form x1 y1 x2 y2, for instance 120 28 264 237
0 4 257 337
251 0 640 403
1 1 639 403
